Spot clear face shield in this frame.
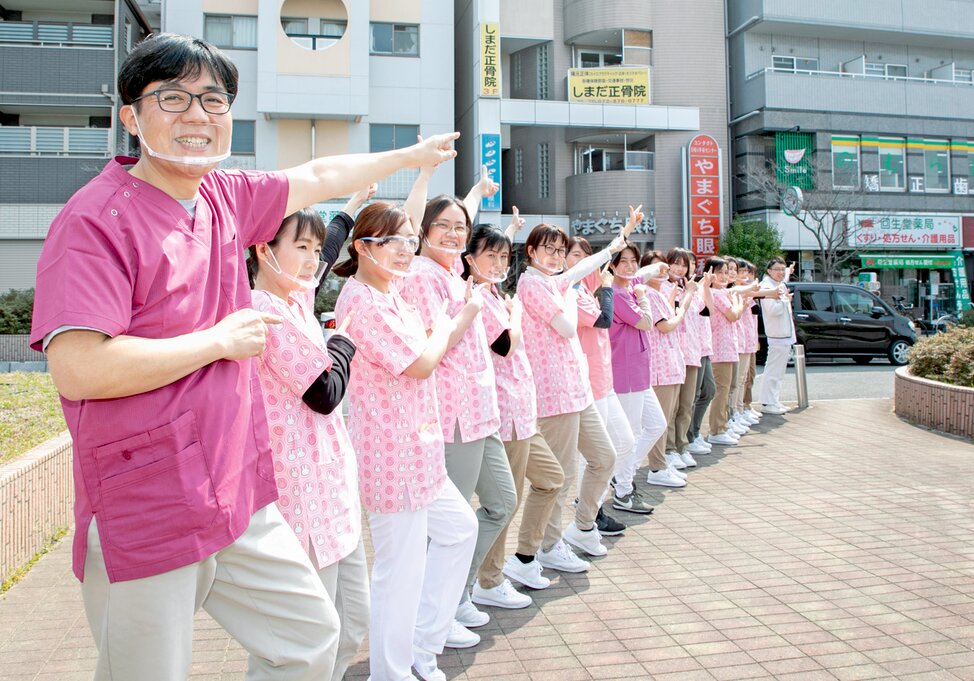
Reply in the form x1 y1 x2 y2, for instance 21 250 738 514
130 89 233 166
467 255 510 284
359 236 419 278
264 247 327 290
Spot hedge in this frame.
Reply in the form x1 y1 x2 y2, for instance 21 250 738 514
908 326 974 388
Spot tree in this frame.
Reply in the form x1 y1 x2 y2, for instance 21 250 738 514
718 215 784 270
739 153 870 282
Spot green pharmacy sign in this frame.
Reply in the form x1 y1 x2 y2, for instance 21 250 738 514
776 132 815 190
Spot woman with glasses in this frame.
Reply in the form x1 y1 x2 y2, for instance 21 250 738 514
516 211 637 573
333 200 477 681
396 168 517 647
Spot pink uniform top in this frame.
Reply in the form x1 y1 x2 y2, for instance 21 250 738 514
710 288 741 363
609 284 656 394
744 302 760 353
575 285 614 402
480 289 538 441
400 257 500 443
517 268 593 419
29 157 286 583
661 280 703 369
252 289 361 570
646 288 687 387
335 277 447 514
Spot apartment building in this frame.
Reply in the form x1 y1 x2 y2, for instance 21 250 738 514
455 0 729 255
728 0 974 315
0 0 153 291
163 0 456 218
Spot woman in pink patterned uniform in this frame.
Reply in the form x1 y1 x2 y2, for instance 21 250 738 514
250 195 372 680
333 202 477 681
516 210 638 572
705 256 747 447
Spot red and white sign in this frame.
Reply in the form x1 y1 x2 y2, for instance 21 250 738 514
686 134 722 258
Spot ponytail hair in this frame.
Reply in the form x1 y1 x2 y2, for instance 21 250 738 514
331 202 410 278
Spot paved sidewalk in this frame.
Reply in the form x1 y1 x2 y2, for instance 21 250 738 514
1 399 973 681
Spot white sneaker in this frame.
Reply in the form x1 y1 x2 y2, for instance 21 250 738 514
443 620 480 649
503 556 550 589
708 432 738 446
455 594 489 628
762 404 788 415
740 412 760 425
665 451 687 470
472 579 532 609
668 464 688 480
646 468 687 488
728 421 749 435
563 521 608 557
680 451 697 467
413 647 447 681
688 437 711 455
693 435 713 451
538 540 590 573
747 409 762 420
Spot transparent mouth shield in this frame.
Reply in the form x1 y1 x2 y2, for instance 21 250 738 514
132 114 231 166
265 248 327 290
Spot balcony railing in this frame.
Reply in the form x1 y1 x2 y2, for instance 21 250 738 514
0 21 113 47
746 66 974 88
578 150 654 173
0 127 112 157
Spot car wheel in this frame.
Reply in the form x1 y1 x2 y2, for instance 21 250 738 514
887 339 911 366
853 357 872 365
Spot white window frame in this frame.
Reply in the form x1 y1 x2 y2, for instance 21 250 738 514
831 136 860 190
576 48 623 69
923 139 951 194
203 14 258 50
866 62 908 79
955 67 973 83
369 22 420 57
877 137 906 192
772 55 819 72
538 143 549 199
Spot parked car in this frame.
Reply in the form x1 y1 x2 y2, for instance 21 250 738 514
756 282 918 365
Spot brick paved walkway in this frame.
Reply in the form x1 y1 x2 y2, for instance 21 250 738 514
1 398 973 681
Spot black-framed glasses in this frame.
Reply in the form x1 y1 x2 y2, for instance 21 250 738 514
541 244 567 258
133 88 235 114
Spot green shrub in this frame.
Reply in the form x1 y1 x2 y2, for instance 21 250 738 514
908 327 974 388
958 308 974 328
0 289 34 335
718 215 784 270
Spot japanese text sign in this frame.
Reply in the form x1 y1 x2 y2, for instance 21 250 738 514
568 68 650 105
687 134 722 258
480 23 500 97
851 213 961 249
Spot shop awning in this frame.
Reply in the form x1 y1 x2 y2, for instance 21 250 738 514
859 253 958 269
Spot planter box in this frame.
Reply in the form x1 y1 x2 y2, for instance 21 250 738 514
0 432 72 582
894 367 974 440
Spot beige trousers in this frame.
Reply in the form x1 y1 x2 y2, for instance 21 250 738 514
478 431 565 588
709 361 737 436
742 352 757 410
537 403 615 550
81 504 339 681
666 366 700 454
316 540 369 681
649 384 680 468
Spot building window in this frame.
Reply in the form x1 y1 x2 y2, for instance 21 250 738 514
538 143 549 199
370 124 420 152
512 52 523 91
537 44 549 100
231 120 256 155
866 62 907 79
514 147 523 185
922 139 950 192
282 17 346 50
370 23 419 56
577 49 623 69
124 20 132 52
831 135 860 189
877 137 905 191
772 55 819 72
955 67 973 83
204 15 258 49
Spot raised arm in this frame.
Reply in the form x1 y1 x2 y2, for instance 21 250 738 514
404 166 437 237
283 132 459 217
563 205 642 283
462 164 499 220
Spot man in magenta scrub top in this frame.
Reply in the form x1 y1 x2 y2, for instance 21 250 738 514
29 33 458 681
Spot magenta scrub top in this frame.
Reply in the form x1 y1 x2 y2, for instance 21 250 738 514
30 157 288 583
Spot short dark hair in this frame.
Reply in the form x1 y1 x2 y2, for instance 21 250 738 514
703 256 727 274
118 33 239 105
524 224 568 261
610 242 640 269
247 208 326 286
767 256 787 271
421 195 471 242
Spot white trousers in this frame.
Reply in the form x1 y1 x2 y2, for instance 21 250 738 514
585 393 634 500
316 540 370 681
615 389 667 496
367 479 477 681
81 504 339 681
759 344 792 407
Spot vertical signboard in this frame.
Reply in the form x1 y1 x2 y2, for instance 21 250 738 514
480 22 500 97
685 134 721 258
481 134 501 212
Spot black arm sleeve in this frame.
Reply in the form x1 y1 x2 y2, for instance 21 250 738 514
489 329 512 357
593 287 614 329
320 212 354 279
301 335 357 415
699 306 711 317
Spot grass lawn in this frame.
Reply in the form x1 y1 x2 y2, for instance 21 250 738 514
0 372 66 466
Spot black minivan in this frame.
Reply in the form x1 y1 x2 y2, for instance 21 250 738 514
757 282 918 365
